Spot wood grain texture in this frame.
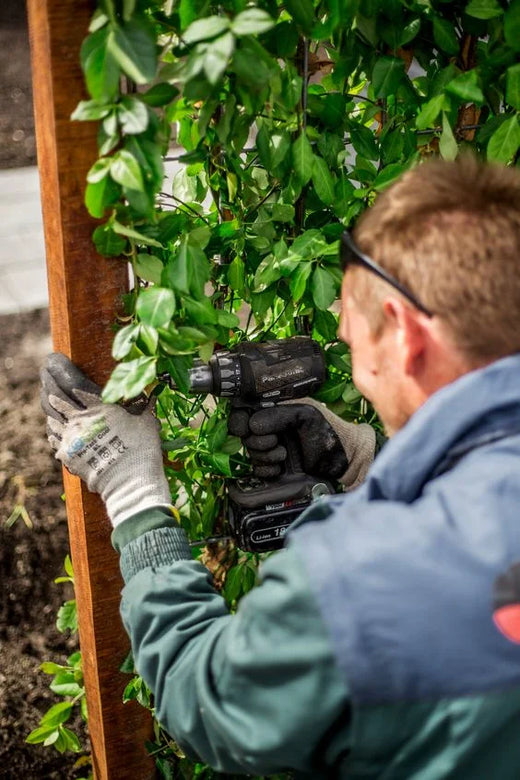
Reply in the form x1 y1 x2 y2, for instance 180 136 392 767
26 1 155 776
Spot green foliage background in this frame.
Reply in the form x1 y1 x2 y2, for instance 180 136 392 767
50 0 520 776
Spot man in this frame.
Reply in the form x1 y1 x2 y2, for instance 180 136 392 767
41 156 520 778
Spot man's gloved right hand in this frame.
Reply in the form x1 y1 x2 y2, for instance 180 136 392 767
228 399 376 490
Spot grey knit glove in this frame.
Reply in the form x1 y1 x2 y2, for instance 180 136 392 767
40 353 172 527
228 398 376 490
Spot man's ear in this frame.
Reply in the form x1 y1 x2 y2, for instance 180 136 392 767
382 297 428 376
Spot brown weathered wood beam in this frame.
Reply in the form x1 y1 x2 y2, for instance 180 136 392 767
26 1 155 776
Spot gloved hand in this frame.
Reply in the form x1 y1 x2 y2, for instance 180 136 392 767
40 353 172 527
228 398 376 490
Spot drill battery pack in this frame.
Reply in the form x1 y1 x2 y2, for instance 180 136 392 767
228 473 333 553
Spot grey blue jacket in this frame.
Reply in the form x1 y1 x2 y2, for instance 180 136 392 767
114 355 520 778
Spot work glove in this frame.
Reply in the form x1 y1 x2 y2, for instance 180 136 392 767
228 398 376 490
40 353 172 528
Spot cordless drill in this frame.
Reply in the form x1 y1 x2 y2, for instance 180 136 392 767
184 337 335 552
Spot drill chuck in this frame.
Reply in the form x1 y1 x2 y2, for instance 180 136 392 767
188 337 325 403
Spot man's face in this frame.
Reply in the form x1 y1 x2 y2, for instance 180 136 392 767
338 271 410 436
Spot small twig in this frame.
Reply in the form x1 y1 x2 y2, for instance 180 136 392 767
415 123 483 136
246 185 278 219
158 192 211 224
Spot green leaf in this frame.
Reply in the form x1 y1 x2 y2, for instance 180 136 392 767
86 157 111 183
137 323 159 355
164 239 209 298
272 203 295 222
40 701 74 728
228 256 246 293
432 16 459 56
56 600 78 633
206 451 232 477
254 255 281 291
291 229 328 259
439 112 458 161
108 19 157 83
50 673 83 698
313 309 338 341
292 133 315 185
112 323 140 359
179 0 207 29
80 27 120 100
314 376 347 404
117 96 149 134
342 384 362 404
373 162 411 192
400 17 421 46
71 100 111 121
139 83 179 106
60 726 82 753
134 253 163 284
311 266 337 310
161 355 192 393
506 64 520 110
123 0 136 21
102 357 158 402
313 156 335 206
136 287 176 328
445 70 484 104
285 0 315 33
215 309 240 328
289 262 312 301
85 175 120 219
371 56 405 99
270 131 292 169
26 725 61 745
40 662 66 675
465 0 503 19
183 15 230 44
505 0 520 51
380 128 404 165
231 9 275 36
112 220 162 247
64 554 74 578
92 224 127 256
349 124 379 161
487 114 520 163
416 94 446 131
110 149 144 191
203 32 235 85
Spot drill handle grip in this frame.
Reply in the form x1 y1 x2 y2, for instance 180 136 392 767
232 399 305 478
279 430 304 475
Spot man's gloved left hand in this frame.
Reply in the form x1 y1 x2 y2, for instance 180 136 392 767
40 353 172 528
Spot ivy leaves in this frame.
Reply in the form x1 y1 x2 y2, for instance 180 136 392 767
74 0 520 408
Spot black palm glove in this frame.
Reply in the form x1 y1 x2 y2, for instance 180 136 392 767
228 399 376 489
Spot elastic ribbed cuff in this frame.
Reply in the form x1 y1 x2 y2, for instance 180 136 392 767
119 526 192 583
111 506 178 552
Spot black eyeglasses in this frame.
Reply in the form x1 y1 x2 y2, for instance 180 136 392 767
340 231 434 318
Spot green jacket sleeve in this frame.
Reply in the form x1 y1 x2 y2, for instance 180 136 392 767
116 512 351 777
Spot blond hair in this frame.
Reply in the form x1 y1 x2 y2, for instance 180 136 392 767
352 156 520 363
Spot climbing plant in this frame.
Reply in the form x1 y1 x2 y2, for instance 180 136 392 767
32 0 520 775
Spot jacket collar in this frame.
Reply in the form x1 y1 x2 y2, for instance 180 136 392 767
362 353 520 503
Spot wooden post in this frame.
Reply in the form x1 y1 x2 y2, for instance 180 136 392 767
26 1 155 777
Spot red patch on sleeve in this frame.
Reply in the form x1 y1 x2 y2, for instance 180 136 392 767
493 604 520 644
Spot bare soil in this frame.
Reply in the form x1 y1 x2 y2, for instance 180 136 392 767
0 309 88 778
0 3 86 777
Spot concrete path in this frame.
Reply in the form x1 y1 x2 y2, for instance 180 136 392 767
0 166 47 314
0 160 184 316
